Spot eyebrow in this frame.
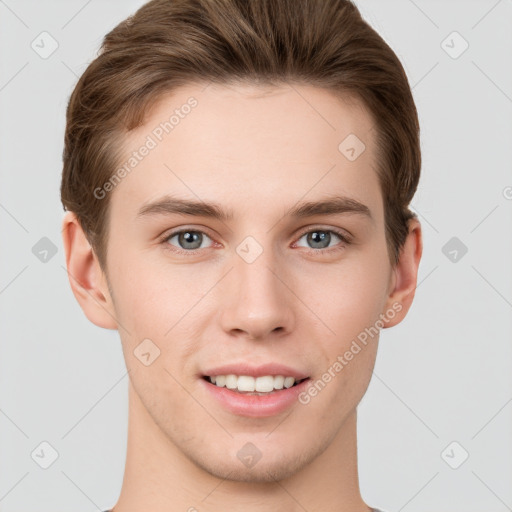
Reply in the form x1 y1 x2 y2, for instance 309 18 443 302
136 194 372 222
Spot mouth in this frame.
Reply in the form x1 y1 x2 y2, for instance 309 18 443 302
202 374 310 396
199 363 311 416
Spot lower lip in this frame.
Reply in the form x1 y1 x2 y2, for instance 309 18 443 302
201 377 310 417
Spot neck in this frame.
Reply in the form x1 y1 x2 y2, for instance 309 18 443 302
111 380 371 512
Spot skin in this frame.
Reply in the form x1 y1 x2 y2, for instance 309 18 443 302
62 82 422 512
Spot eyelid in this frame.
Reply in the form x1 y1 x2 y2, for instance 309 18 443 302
294 225 352 243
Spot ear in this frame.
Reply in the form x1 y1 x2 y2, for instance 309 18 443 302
382 217 423 328
61 211 118 330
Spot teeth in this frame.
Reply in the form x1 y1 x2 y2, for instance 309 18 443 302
225 374 238 389
237 375 255 392
273 375 285 390
283 376 295 388
255 376 274 392
208 374 302 393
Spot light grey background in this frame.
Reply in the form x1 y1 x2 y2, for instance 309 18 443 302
0 0 511 511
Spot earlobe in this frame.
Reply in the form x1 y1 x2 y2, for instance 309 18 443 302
382 218 423 328
61 211 118 330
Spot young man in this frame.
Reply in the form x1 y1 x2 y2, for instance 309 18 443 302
61 0 422 510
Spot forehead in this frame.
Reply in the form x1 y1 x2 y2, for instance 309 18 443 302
110 82 382 223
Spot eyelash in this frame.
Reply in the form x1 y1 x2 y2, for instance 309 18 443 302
158 226 351 256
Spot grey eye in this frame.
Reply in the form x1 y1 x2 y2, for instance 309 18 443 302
296 230 342 249
167 230 212 250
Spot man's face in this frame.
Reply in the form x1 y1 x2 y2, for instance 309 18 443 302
104 82 395 481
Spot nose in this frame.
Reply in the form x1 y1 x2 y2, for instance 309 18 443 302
219 246 295 341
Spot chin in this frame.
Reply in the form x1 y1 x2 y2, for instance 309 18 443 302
186 437 323 484
198 457 304 483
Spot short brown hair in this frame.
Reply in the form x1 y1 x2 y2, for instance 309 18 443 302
61 0 420 271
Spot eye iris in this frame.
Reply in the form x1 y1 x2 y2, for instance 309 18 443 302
308 231 330 249
179 231 202 249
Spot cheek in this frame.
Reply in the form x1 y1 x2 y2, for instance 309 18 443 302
303 251 390 338
297 249 389 401
299 271 382 417
108 249 196 334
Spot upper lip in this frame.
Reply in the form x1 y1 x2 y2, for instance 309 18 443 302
202 363 309 380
